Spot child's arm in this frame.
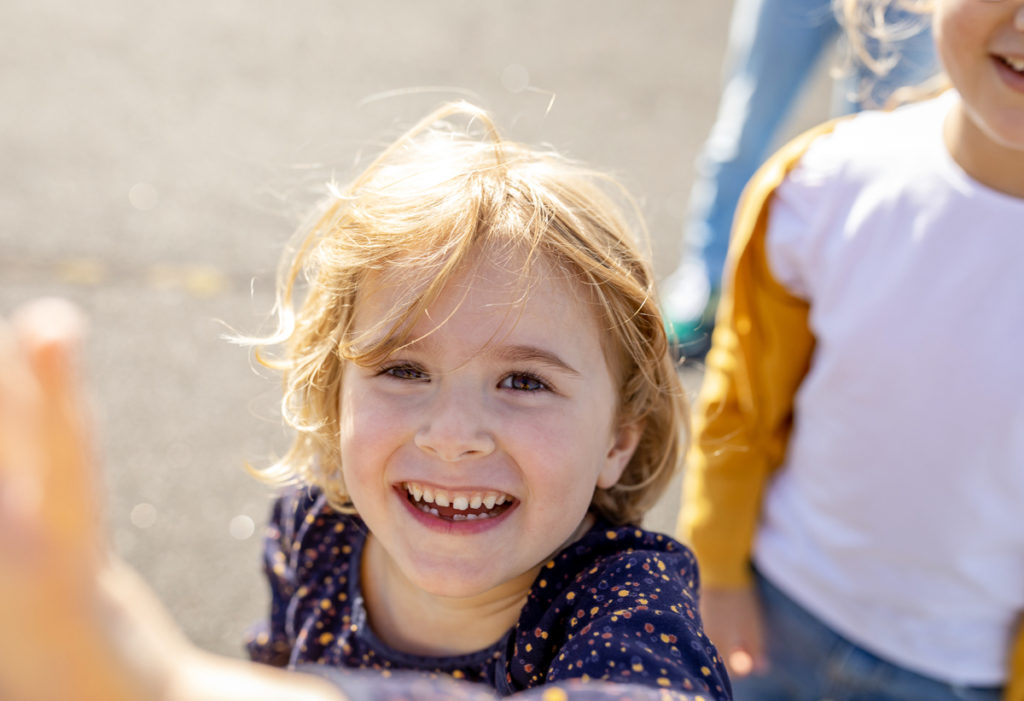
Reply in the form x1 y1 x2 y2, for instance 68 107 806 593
0 300 347 701
676 121 843 675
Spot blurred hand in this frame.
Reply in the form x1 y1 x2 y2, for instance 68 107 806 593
0 298 188 701
700 584 767 679
0 299 345 701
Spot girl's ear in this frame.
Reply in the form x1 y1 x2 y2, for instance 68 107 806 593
596 421 643 489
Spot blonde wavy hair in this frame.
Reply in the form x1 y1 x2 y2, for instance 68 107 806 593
834 0 947 106
246 101 687 526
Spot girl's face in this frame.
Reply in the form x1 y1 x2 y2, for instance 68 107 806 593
338 248 640 601
934 0 1024 171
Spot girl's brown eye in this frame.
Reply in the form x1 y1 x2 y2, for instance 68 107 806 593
382 364 427 381
499 373 549 392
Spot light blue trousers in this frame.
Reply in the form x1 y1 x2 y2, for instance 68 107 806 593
685 0 938 290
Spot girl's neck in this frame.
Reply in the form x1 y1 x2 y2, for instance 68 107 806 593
944 100 1024 199
359 534 539 657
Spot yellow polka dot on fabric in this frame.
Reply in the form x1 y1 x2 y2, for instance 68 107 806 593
618 590 630 597
657 677 671 687
701 666 712 676
632 662 644 672
566 591 576 601
606 530 618 539
541 689 569 701
660 633 671 643
318 632 334 645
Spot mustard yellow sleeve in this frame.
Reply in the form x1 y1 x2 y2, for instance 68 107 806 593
676 119 844 589
1007 619 1024 701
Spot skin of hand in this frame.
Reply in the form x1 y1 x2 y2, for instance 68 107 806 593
0 299 345 701
699 584 767 679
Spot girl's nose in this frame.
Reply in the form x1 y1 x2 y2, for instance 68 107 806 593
414 393 496 462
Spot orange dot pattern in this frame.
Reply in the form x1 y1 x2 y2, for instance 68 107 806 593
246 489 730 700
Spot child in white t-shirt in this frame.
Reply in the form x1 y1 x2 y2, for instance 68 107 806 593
679 1 1024 699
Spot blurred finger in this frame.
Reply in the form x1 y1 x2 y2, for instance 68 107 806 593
728 649 754 677
10 299 101 558
0 316 44 527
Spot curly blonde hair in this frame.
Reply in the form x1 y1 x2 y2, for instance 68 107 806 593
834 0 946 106
246 102 686 526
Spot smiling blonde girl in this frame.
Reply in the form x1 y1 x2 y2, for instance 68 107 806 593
242 101 729 699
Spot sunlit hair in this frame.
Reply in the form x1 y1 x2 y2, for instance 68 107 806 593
833 0 947 107
242 101 687 526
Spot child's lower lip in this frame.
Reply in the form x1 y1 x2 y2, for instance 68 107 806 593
992 55 1024 93
394 486 516 534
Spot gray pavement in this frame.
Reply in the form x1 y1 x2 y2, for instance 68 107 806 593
1 0 834 656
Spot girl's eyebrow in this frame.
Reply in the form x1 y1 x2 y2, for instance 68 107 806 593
492 344 581 376
403 335 581 376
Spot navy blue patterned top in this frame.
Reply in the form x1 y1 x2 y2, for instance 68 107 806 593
247 488 731 700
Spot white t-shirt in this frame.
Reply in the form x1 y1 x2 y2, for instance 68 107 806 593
754 92 1024 686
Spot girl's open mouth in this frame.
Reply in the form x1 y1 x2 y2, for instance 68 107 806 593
399 481 516 522
996 54 1024 75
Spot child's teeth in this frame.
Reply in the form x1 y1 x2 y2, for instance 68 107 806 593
1003 56 1024 72
403 482 514 515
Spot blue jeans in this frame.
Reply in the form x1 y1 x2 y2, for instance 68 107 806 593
733 570 1005 701
683 0 938 290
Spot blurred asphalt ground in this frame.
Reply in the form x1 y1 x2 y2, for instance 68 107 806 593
1 0 833 656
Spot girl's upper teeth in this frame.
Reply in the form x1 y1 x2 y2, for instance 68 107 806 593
403 482 511 510
1004 56 1024 71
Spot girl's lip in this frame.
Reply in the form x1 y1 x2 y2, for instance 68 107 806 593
393 485 517 534
991 54 1024 94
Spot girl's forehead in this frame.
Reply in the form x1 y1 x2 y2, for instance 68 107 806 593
352 249 605 357
364 246 579 314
